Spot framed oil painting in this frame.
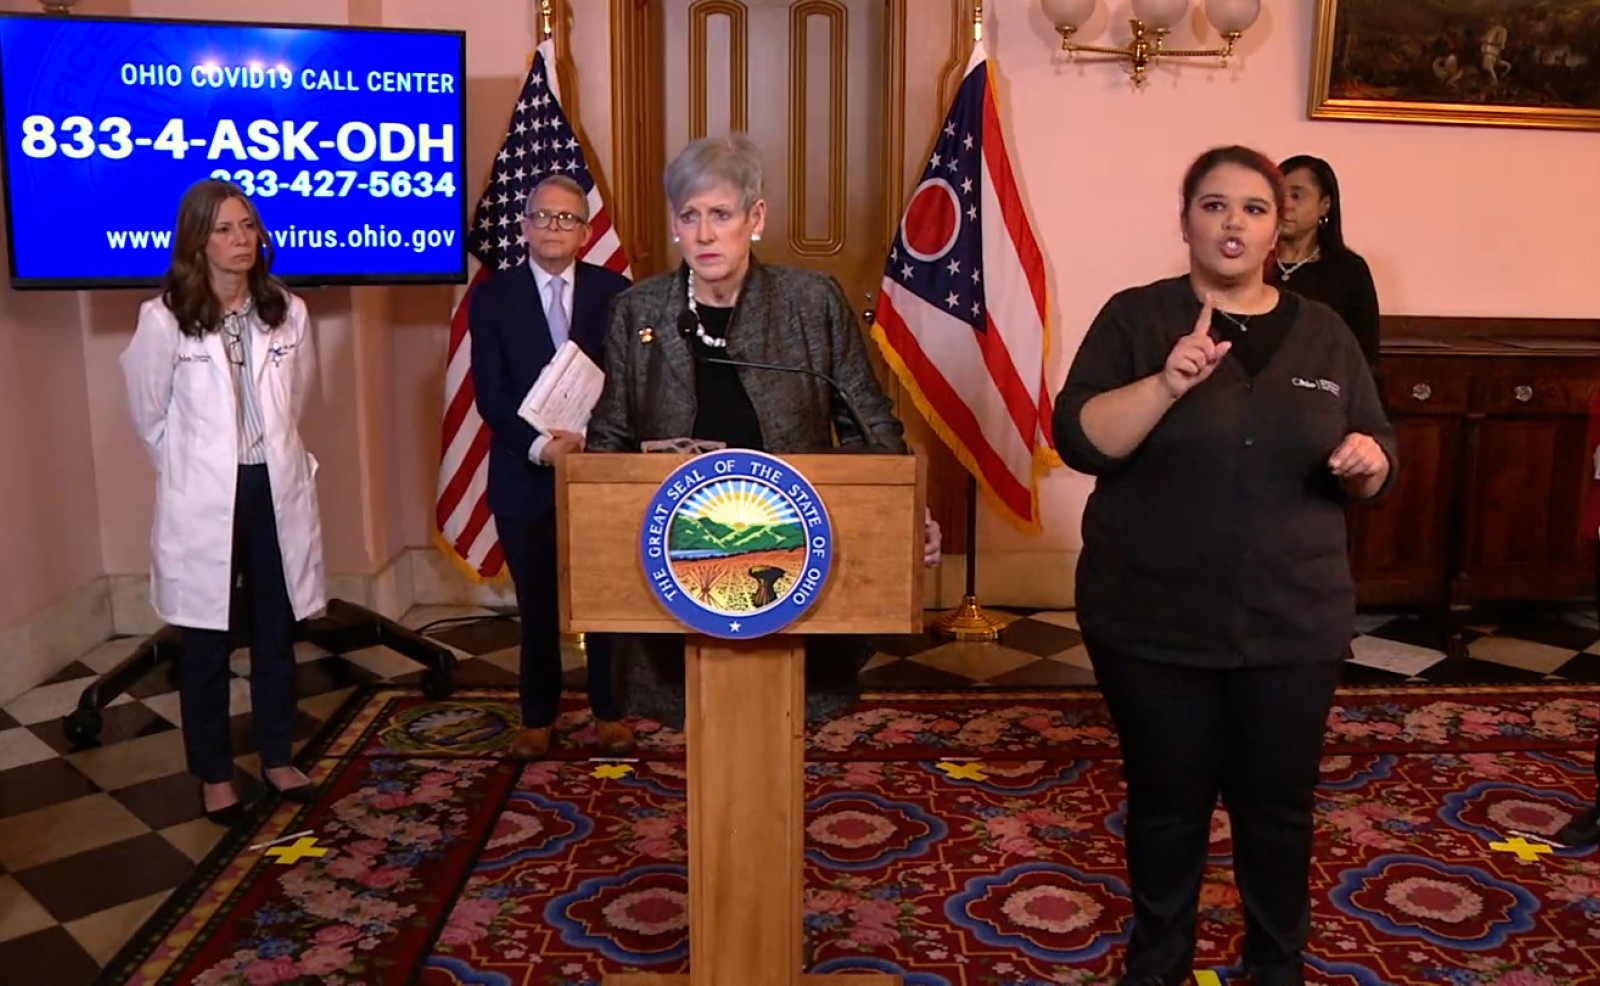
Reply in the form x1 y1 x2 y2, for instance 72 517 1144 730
1309 0 1600 131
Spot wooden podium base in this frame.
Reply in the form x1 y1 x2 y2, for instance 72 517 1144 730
602 635 898 986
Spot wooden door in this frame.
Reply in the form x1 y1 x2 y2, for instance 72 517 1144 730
603 0 981 557
661 0 885 315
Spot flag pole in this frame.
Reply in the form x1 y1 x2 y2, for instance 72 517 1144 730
930 0 1005 643
932 474 1006 640
538 0 553 40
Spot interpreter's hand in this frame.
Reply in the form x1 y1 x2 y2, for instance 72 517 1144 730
1328 432 1386 480
923 508 942 568
540 429 585 465
1160 294 1232 400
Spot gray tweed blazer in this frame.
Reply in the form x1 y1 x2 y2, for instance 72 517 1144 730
587 259 907 454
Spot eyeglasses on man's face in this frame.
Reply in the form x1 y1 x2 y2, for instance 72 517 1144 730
526 209 586 231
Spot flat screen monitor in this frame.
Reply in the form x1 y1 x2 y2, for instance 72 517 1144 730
0 13 467 289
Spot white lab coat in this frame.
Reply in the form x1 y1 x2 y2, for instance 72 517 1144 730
120 293 326 631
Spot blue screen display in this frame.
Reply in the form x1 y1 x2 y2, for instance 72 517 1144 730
0 14 466 288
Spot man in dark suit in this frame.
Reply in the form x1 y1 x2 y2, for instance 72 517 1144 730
468 175 634 760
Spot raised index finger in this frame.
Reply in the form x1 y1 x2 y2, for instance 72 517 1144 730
1192 294 1215 338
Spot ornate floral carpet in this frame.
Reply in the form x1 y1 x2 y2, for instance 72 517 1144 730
97 684 1600 986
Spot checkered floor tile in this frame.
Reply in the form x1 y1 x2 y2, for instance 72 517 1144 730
3 602 1599 980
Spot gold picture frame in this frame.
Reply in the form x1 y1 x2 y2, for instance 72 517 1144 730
1309 0 1600 132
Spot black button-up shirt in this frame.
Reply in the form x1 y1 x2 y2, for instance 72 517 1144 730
1054 276 1397 668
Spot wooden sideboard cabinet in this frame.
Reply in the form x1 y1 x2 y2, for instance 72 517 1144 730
1348 318 1600 653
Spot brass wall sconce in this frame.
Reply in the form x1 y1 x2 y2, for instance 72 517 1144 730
1041 0 1261 87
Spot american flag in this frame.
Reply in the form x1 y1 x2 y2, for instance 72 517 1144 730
434 38 631 579
870 38 1054 529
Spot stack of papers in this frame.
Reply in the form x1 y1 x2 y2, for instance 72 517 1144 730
518 341 605 436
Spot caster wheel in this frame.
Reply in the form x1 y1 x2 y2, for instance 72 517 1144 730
64 709 102 746
423 671 452 700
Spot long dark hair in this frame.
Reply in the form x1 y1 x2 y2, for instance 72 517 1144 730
161 179 288 338
1278 154 1347 255
1180 145 1285 218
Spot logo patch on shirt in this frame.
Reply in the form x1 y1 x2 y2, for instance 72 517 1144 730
1291 376 1340 397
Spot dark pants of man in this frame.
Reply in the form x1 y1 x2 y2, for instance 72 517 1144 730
496 511 619 728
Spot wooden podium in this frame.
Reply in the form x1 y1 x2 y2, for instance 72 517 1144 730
556 449 925 986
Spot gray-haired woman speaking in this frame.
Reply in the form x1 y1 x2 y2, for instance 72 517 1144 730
586 133 940 726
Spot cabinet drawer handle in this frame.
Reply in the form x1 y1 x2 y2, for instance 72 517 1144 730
1411 383 1432 401
1514 385 1533 402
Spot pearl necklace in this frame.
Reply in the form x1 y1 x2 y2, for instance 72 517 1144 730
685 269 729 349
1276 247 1320 280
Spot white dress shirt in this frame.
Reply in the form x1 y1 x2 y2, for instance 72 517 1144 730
526 258 577 465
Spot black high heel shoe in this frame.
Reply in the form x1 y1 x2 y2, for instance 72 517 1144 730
204 801 248 826
201 784 255 826
261 769 316 804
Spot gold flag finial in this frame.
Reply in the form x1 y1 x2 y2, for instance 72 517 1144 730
539 0 553 40
973 0 982 41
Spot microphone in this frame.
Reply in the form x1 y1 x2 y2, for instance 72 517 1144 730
676 310 894 454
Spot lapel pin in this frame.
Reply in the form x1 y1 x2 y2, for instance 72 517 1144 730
639 325 655 343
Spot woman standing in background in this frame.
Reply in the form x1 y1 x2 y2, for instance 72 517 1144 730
121 178 323 825
1269 154 1382 368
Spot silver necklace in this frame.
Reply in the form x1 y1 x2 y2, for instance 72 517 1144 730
685 269 729 349
1216 309 1250 334
1276 246 1320 280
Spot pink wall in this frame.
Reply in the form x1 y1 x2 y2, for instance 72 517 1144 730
5 0 1598 652
0 251 102 628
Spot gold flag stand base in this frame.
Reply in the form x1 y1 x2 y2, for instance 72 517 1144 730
932 594 1005 641
930 476 1005 642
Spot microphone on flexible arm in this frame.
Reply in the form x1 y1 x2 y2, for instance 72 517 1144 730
675 309 895 454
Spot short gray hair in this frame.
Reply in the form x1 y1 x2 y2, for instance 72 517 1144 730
524 175 589 220
663 134 763 212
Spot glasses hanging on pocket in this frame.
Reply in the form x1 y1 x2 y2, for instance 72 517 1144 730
222 325 246 367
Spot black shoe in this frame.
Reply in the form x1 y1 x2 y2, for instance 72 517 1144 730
261 770 316 804
1556 806 1600 847
204 801 248 826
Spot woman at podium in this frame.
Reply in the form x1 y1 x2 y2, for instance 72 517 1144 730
587 133 941 727
1052 146 1394 986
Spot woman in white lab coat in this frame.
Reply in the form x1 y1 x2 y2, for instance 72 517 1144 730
121 178 325 825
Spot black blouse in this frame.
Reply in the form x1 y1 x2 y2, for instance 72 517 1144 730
688 303 765 451
1054 276 1396 670
1266 248 1381 368
1210 294 1296 378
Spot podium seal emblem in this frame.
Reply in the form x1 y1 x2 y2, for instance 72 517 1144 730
640 449 834 639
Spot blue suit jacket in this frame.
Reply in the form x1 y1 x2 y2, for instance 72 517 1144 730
468 260 631 520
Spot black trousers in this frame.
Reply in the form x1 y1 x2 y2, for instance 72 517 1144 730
178 464 298 784
496 511 619 728
1087 642 1341 986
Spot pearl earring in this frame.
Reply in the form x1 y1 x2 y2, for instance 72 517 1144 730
673 235 680 243
751 232 761 242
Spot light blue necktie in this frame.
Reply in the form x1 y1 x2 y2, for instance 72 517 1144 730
546 275 569 349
